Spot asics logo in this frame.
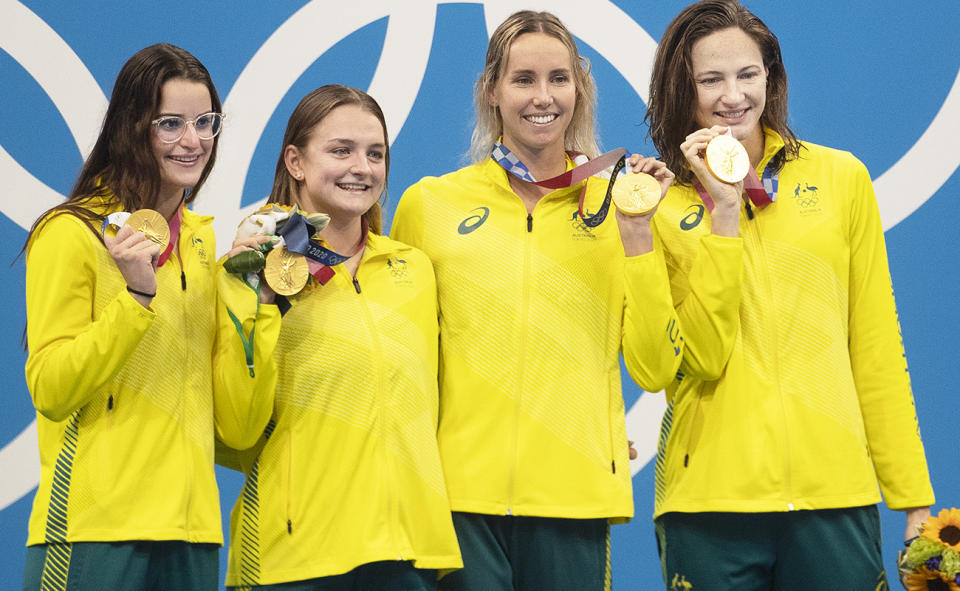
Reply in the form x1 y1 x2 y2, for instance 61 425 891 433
458 207 489 234
680 204 705 231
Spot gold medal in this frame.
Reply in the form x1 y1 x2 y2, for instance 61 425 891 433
125 209 170 251
705 134 750 184
612 172 661 216
264 245 309 296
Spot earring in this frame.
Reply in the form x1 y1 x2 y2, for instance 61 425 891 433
295 172 303 179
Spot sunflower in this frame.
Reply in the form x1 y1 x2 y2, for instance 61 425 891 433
904 566 960 591
923 509 960 552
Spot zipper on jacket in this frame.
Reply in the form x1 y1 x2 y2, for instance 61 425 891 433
174 238 198 532
744 199 754 220
107 395 114 410
174 235 187 291
743 205 795 509
354 271 402 551
683 391 703 468
507 208 535 514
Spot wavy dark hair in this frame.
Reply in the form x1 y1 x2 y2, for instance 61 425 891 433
25 43 222 243
646 0 800 185
268 84 389 235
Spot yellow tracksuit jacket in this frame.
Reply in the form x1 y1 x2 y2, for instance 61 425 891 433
652 128 934 516
24 198 280 546
391 158 683 521
219 232 461 587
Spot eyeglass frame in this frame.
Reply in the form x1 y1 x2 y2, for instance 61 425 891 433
150 112 226 144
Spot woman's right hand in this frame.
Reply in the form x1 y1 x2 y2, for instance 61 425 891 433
226 234 277 305
680 126 742 237
105 224 160 306
226 233 275 258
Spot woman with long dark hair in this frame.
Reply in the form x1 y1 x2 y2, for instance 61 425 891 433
22 43 278 590
646 1 934 588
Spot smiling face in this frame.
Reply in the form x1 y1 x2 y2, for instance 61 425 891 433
285 104 386 225
690 27 767 147
150 78 215 207
491 32 576 161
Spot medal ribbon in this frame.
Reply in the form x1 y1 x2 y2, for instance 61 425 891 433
157 205 182 267
101 212 131 234
226 281 260 378
693 156 780 213
277 213 367 286
491 141 626 228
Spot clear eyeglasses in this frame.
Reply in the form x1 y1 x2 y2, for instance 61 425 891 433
151 112 225 143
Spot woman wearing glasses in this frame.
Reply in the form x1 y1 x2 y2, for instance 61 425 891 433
22 43 279 590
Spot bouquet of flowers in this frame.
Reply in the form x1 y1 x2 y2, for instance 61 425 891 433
899 508 960 590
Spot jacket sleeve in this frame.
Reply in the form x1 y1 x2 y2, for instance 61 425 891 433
666 232 743 384
25 214 155 421
621 229 683 392
390 182 426 250
212 263 282 450
845 156 934 510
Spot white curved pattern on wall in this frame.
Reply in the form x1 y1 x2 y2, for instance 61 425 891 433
1 8 958 587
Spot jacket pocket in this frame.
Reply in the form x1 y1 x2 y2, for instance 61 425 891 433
89 391 118 494
682 380 714 467
608 368 623 475
283 427 295 535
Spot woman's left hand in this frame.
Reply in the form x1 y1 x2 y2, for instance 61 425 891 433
628 153 675 202
904 506 931 542
615 154 674 256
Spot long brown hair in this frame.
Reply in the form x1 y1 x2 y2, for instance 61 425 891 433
25 43 222 242
646 0 799 185
268 85 389 235
470 10 599 163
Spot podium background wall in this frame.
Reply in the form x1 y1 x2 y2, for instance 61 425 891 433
2 1 957 587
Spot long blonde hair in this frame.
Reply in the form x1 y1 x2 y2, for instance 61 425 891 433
469 10 599 163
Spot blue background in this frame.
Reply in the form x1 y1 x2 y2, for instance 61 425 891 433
2 1 958 587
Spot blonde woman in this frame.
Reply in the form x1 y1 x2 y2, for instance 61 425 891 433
392 11 682 591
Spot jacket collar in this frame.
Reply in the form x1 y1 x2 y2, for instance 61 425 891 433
758 126 786 173
480 155 582 201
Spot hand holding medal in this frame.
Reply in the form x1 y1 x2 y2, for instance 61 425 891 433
613 155 674 217
224 204 336 297
681 126 746 204
704 133 750 184
612 172 661 217
614 155 674 256
680 126 746 237
102 209 169 302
